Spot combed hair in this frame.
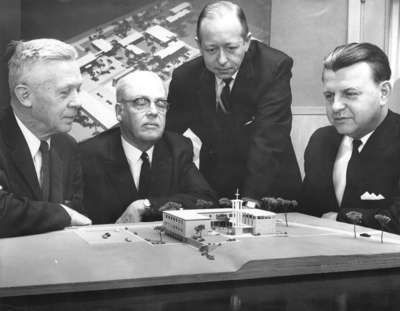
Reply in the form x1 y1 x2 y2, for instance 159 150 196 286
196 1 249 42
8 38 78 93
323 42 391 83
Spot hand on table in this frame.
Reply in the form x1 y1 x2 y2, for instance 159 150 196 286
321 211 338 220
116 200 147 223
63 205 92 226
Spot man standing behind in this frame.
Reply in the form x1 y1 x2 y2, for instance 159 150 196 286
80 71 217 224
166 1 301 205
301 42 400 232
0 39 91 238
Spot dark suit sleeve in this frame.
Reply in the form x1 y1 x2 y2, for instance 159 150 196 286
166 69 192 134
145 139 217 219
0 167 71 238
298 131 324 217
242 56 299 199
65 147 85 214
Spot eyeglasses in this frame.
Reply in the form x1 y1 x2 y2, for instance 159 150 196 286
120 97 169 113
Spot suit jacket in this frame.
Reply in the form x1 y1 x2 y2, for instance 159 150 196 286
166 40 301 200
80 127 217 224
0 108 84 238
300 110 400 232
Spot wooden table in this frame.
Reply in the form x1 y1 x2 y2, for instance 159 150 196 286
1 213 400 305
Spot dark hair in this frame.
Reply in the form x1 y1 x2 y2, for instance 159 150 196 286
323 42 391 83
196 1 249 42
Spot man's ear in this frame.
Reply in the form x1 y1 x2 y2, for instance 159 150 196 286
380 80 392 104
14 84 32 107
115 102 122 121
244 32 251 51
195 36 201 50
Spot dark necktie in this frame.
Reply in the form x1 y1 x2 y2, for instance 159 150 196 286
219 78 233 113
138 151 150 198
341 139 362 208
39 140 50 201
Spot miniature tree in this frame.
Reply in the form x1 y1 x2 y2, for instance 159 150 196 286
374 214 392 243
261 197 298 226
154 225 166 243
195 199 214 209
159 201 183 212
194 224 205 239
218 197 232 208
345 211 363 238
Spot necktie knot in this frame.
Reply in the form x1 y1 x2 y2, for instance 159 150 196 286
40 140 49 153
223 78 232 87
141 151 149 162
352 139 362 154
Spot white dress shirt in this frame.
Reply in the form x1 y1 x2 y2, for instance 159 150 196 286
15 114 50 186
333 132 373 205
121 136 154 189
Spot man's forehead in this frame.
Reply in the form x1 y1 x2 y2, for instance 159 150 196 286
323 63 375 87
122 81 165 99
28 60 81 85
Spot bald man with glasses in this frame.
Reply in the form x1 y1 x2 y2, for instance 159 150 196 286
80 71 217 224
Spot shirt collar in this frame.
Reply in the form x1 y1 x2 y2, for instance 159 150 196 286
14 113 50 158
343 131 374 152
215 71 238 88
121 135 154 163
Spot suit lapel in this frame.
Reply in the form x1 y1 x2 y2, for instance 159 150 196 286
360 111 396 156
327 129 343 210
150 137 172 197
1 109 42 199
103 130 137 204
230 50 254 116
197 68 220 143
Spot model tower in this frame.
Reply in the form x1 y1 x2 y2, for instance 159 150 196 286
231 189 244 234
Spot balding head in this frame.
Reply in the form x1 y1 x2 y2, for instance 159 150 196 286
116 70 166 103
196 1 249 43
115 71 167 151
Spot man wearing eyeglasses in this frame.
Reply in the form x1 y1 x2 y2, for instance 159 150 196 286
80 71 217 224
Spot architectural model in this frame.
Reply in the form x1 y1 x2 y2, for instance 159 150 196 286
163 191 277 239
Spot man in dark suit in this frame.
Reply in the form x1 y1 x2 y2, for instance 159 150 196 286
166 1 301 205
80 71 217 224
0 38 91 238
300 42 400 232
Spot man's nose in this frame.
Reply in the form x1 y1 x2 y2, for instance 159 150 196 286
217 49 228 65
147 101 159 115
331 95 346 112
69 90 82 108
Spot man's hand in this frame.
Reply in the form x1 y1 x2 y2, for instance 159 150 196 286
321 211 338 220
63 205 92 226
116 200 147 223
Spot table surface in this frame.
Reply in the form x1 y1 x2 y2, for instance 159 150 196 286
2 213 400 300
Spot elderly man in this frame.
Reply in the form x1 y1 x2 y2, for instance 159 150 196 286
166 1 301 205
0 38 91 238
80 71 217 224
300 42 400 232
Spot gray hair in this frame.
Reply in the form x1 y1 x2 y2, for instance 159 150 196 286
8 38 78 93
